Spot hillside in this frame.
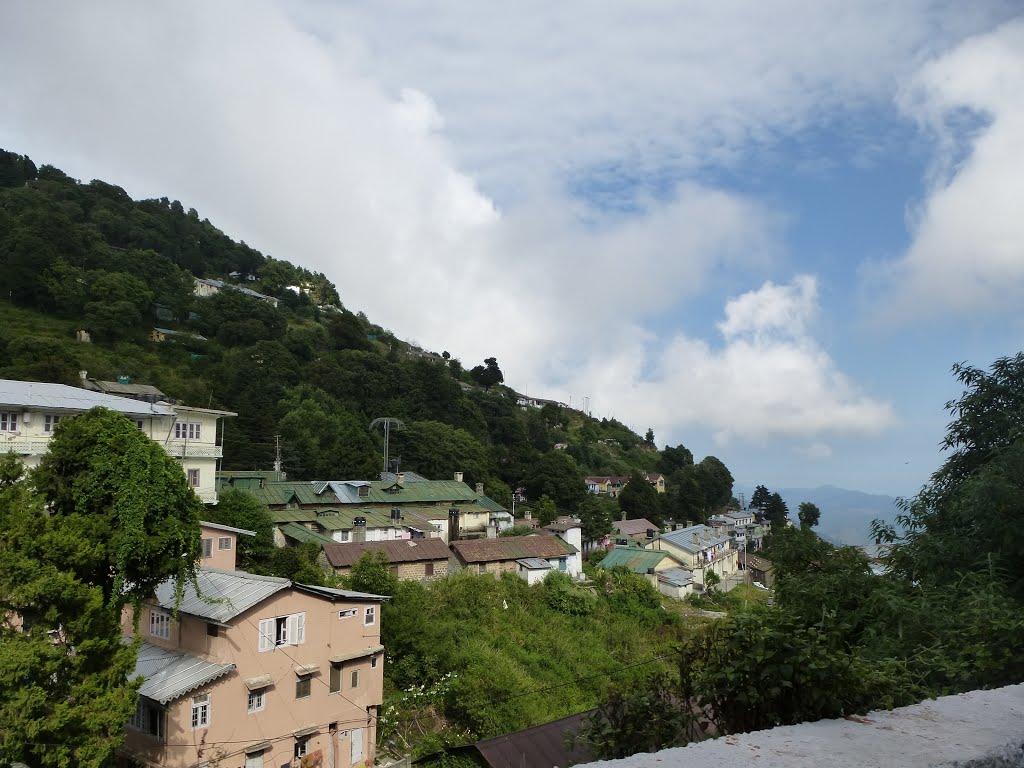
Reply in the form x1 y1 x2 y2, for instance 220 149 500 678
0 147 736 518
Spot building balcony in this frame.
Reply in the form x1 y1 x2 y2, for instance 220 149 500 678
162 440 224 459
0 434 52 455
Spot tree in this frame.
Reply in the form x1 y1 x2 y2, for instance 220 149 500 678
30 407 202 606
578 495 616 542
618 470 662 525
534 495 558 526
278 385 380 479
658 443 694 475
663 465 704 524
749 484 771 513
0 460 140 768
764 492 789 531
348 551 399 597
524 451 587 512
203 488 275 569
693 456 734 511
392 420 491 486
643 428 656 448
469 357 504 390
798 501 821 529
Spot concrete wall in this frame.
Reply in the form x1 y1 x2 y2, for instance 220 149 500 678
331 559 451 583
573 684 1024 768
198 525 237 571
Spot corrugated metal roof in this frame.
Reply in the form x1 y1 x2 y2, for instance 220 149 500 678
601 546 677 574
322 538 452 568
327 479 480 505
658 524 731 554
132 641 234 704
472 710 596 768
659 567 694 587
516 557 554 570
0 379 175 418
154 569 291 622
475 495 509 513
271 507 440 532
450 536 576 564
245 482 340 507
612 519 661 537
280 523 336 545
201 520 256 537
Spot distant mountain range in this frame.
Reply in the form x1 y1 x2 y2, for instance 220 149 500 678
736 483 901 549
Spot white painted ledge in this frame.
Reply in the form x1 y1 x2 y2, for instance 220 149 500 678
576 684 1024 768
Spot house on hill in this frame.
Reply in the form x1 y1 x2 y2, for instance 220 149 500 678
78 371 169 403
321 538 454 582
120 523 387 768
0 378 233 504
646 524 737 586
611 518 662 546
451 535 581 580
599 546 697 599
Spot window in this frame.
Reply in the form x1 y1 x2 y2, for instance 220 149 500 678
338 608 357 619
364 606 376 626
478 563 487 575
188 468 201 487
244 752 264 768
149 608 171 640
295 738 310 758
206 622 219 637
201 538 213 558
258 612 305 652
330 663 341 693
371 655 379 669
0 412 18 432
424 562 434 577
191 693 210 729
338 530 350 542
218 536 232 550
295 676 311 699
134 419 145 430
129 698 165 741
174 422 202 440
43 414 63 433
350 669 359 689
559 558 567 572
247 688 266 713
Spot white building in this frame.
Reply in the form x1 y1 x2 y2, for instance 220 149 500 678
0 379 234 504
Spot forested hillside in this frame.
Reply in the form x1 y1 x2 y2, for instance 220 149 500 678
0 148 737 521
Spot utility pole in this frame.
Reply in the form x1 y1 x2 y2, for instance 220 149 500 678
273 434 282 474
369 417 405 473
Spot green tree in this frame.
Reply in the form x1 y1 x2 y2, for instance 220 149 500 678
749 484 771 513
657 443 694 475
693 456 734 511
30 408 202 606
202 487 275 569
524 451 586 512
469 357 504 390
578 495 616 543
764 492 789 531
643 428 656 448
278 385 379 479
534 494 558 526
0 457 140 768
348 551 399 597
797 501 821 529
663 465 704 524
618 470 662 525
392 420 491 485
83 270 154 340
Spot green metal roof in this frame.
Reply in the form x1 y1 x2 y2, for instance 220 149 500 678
280 523 335 546
270 507 440 532
242 483 340 507
362 479 479 504
600 546 680 574
475 495 509 513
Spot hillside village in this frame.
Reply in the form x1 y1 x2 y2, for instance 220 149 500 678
2 149 1024 768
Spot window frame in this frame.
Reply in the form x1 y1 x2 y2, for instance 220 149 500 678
424 561 434 577
295 675 312 700
0 412 18 433
128 697 166 741
295 738 310 758
258 612 305 652
364 606 376 626
350 669 359 689
187 468 201 487
247 687 266 714
43 414 63 433
149 608 171 640
191 692 210 729
201 537 213 558
330 663 341 693
218 536 232 550
174 421 202 440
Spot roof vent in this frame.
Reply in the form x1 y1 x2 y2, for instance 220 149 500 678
391 506 401 521
117 375 131 384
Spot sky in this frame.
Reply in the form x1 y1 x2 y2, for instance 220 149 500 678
2 1 1022 497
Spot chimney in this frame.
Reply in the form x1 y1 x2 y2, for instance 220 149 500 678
486 523 498 539
79 370 88 380
476 482 484 495
685 520 692 528
454 471 464 483
524 510 532 521
396 472 405 485
448 507 461 541
703 529 711 542
353 516 367 543
647 528 656 539
692 532 700 545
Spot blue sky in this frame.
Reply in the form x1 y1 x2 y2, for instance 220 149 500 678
1 1 1022 497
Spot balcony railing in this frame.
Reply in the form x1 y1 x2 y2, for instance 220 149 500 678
162 440 223 459
0 435 52 455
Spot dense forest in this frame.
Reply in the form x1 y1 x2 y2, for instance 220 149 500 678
0 147 737 524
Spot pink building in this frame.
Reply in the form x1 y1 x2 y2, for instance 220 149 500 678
120 523 387 768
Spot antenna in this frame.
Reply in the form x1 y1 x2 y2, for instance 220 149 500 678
369 417 405 473
273 434 282 473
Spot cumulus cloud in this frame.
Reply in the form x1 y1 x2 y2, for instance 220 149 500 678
569 277 895 444
881 19 1024 316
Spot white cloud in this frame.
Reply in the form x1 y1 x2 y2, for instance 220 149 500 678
565 278 895 443
882 19 1024 316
